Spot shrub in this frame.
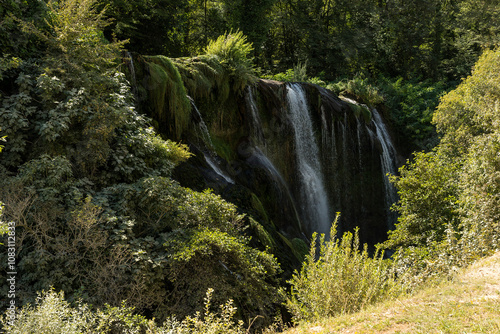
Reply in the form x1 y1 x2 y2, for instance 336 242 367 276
263 63 326 86
285 215 400 322
172 288 246 334
204 30 257 93
327 75 384 106
2 289 94 334
384 49 500 288
1 288 248 334
382 150 461 250
378 76 448 150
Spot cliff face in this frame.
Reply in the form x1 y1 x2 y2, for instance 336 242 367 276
178 79 401 241
131 55 403 263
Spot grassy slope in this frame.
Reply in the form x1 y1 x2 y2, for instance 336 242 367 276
282 252 500 334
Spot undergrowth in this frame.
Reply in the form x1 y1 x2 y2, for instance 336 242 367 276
285 215 401 322
1 288 249 334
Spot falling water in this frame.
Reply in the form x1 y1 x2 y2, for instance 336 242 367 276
244 88 303 231
204 154 234 184
245 87 265 145
189 97 234 184
248 148 303 227
189 97 214 148
286 83 331 236
126 51 138 99
248 148 287 190
370 108 398 228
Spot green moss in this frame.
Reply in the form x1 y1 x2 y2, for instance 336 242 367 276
173 55 228 102
250 193 269 223
144 55 191 139
348 102 372 123
210 135 235 162
277 232 308 262
249 216 276 250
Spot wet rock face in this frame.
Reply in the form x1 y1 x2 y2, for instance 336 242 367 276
172 79 402 246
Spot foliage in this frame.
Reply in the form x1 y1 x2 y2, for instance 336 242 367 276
1 288 248 333
263 63 310 83
94 0 500 82
143 55 191 139
459 134 500 253
1 289 156 333
0 0 281 328
385 48 500 287
0 170 281 323
163 227 281 321
204 30 257 93
383 151 461 250
327 75 384 106
434 48 500 153
168 288 246 334
286 216 400 322
98 0 192 56
378 77 449 150
134 31 257 140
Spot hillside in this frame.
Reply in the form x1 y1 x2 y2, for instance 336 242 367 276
283 251 500 334
2 0 500 332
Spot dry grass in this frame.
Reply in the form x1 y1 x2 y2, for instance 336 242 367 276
280 252 500 334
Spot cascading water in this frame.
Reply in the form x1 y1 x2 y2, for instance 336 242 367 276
244 87 303 231
189 97 234 184
189 97 214 148
245 86 265 145
126 51 138 99
369 108 398 229
286 83 331 236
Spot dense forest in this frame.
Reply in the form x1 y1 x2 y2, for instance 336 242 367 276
1 0 499 332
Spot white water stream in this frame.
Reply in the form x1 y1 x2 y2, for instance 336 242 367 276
286 84 331 235
189 97 234 184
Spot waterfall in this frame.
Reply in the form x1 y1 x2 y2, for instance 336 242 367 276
244 87 304 232
370 108 398 229
189 97 214 148
248 148 303 227
245 86 265 145
286 83 331 236
126 51 138 99
204 154 234 184
189 97 234 184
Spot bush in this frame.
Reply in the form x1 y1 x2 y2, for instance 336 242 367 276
1 288 247 334
263 63 326 86
204 30 257 93
1 289 157 333
385 49 500 288
285 215 400 322
327 75 384 106
171 288 246 334
383 151 461 250
378 76 449 150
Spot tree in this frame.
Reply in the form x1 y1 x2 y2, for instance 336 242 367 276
384 48 500 283
383 151 460 250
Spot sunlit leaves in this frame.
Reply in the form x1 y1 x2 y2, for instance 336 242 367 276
384 151 460 250
386 48 500 284
286 217 399 322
